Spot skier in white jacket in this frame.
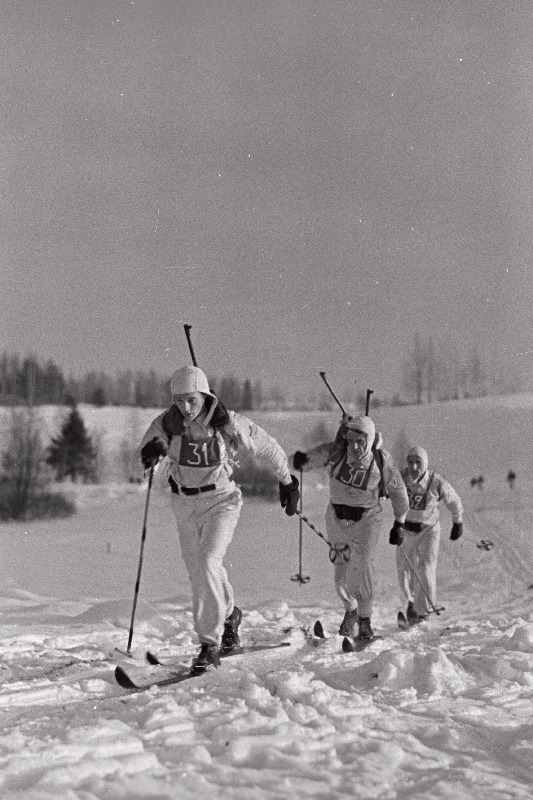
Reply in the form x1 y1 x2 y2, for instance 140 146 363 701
139 366 299 672
293 416 409 642
398 446 463 625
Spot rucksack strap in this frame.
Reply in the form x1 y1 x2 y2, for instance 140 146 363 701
373 448 389 498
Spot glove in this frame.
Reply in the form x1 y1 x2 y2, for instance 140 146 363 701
293 451 309 471
450 522 463 541
389 520 405 546
141 438 167 469
279 475 300 516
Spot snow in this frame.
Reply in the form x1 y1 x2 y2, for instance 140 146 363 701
1 398 533 799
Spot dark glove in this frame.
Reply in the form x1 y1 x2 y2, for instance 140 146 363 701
389 520 405 546
279 475 300 516
293 451 309 471
141 438 167 469
450 522 463 541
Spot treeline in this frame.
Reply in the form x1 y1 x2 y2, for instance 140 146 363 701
0 353 270 410
399 335 522 405
0 344 523 412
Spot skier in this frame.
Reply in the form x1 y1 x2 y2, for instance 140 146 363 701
398 446 463 625
138 365 299 673
293 416 409 643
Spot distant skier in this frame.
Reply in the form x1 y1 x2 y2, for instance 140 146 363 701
293 416 408 643
398 446 463 625
138 366 299 673
507 470 516 490
471 475 484 490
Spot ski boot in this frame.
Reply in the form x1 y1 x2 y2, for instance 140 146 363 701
220 606 242 655
356 616 374 641
339 608 358 637
191 643 221 674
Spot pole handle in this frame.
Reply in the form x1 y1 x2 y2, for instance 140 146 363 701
365 389 374 415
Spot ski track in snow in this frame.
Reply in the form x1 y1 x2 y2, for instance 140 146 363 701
0 404 533 798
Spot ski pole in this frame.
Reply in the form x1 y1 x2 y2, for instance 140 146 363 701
365 389 373 415
319 372 347 416
183 324 198 366
294 509 350 564
399 544 445 615
125 465 155 653
291 468 310 584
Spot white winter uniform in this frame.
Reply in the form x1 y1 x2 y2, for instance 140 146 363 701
300 418 408 619
139 400 292 647
397 466 463 616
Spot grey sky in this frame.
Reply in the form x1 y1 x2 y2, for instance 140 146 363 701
1 0 532 401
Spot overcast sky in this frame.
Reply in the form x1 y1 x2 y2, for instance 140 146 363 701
1 0 532 402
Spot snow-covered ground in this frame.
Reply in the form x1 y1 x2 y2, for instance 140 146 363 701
0 398 533 799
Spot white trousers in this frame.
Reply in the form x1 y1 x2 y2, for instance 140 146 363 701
326 504 383 619
395 524 441 616
171 487 243 646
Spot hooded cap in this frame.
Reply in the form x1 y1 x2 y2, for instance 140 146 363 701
406 446 429 473
170 366 214 398
345 415 376 456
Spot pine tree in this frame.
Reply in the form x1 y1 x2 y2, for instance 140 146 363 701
46 404 97 482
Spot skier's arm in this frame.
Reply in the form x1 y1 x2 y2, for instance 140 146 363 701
439 477 463 523
383 452 409 522
228 412 293 485
292 442 337 472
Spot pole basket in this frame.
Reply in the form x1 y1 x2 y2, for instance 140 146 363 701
291 573 311 584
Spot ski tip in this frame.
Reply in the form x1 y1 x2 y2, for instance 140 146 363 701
114 665 137 690
342 637 355 653
145 651 161 666
313 620 326 638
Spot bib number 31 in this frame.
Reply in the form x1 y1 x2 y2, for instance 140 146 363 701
179 437 220 468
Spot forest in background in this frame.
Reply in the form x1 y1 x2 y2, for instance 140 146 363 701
0 337 522 412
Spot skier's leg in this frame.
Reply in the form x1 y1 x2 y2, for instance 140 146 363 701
194 489 243 646
347 514 382 619
413 525 440 616
325 504 356 611
395 533 414 604
171 495 203 628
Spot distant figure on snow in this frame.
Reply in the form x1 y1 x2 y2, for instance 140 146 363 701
470 475 485 490
138 366 299 673
292 416 409 644
507 470 516 490
398 446 463 626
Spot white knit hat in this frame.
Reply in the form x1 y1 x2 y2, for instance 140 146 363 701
170 366 214 398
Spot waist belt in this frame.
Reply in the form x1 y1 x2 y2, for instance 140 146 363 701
332 504 366 522
404 520 425 533
169 476 217 496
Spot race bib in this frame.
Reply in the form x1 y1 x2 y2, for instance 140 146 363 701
335 456 372 489
407 473 434 509
179 432 221 468
408 488 428 510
